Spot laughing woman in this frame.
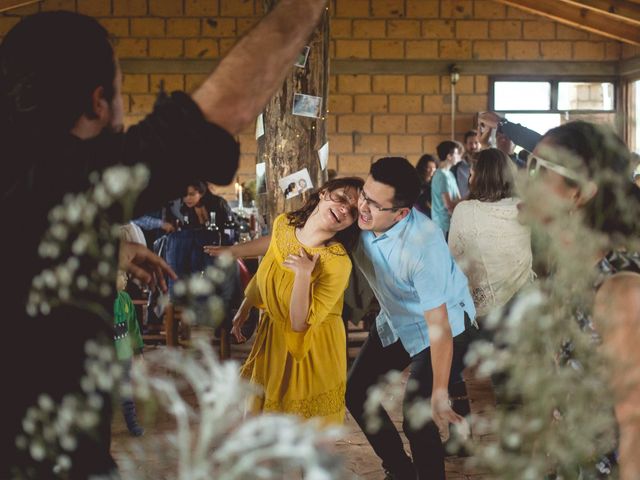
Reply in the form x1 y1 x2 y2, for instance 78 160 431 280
231 177 364 424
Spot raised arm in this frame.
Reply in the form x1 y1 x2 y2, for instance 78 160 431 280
192 0 328 135
478 112 542 153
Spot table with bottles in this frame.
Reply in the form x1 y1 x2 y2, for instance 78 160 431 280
161 207 264 287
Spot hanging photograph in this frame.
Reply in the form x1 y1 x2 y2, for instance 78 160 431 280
294 45 311 68
318 142 329 170
292 93 322 119
256 162 266 194
278 168 313 199
255 113 264 139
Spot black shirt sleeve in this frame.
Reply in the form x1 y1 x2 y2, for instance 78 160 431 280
500 121 543 153
122 92 239 216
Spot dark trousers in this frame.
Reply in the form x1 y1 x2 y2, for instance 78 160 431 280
346 323 471 480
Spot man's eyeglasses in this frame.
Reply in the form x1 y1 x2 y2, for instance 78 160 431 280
323 190 358 217
358 189 404 212
527 153 585 185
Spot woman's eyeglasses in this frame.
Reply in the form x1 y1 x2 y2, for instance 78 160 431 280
323 190 359 217
527 153 585 184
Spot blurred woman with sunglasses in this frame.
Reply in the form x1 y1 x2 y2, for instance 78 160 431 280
448 148 533 323
231 177 364 424
478 117 640 478
531 122 640 478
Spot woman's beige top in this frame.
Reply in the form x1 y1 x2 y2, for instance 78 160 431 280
449 198 534 317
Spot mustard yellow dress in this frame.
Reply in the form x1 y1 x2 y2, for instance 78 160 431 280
240 214 351 424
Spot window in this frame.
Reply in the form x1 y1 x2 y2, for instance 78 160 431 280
490 78 617 138
494 81 551 111
557 82 614 111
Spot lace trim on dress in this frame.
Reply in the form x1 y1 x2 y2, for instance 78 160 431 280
275 214 347 262
262 382 346 419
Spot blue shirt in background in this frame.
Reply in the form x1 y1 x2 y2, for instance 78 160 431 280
454 159 471 198
352 209 475 357
430 169 460 234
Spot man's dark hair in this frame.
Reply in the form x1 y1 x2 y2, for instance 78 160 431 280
0 11 116 139
469 148 516 202
370 157 421 208
436 141 458 162
464 130 478 142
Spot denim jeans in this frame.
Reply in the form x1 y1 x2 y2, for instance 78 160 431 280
148 230 237 328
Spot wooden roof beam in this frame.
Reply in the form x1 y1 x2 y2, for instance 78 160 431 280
0 0 41 13
562 0 640 26
494 0 640 45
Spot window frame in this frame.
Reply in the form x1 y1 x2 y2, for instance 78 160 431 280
489 76 618 114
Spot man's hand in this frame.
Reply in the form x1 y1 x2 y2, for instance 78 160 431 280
478 111 503 130
161 221 175 233
118 241 177 293
431 389 464 442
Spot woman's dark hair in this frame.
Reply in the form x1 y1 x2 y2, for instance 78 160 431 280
415 154 438 183
370 157 421 208
287 176 364 251
186 180 207 196
469 148 516 202
0 11 116 139
541 121 640 237
179 181 208 220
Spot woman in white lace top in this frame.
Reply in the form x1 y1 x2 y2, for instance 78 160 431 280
449 148 533 318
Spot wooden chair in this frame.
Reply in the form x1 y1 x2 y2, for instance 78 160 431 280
155 257 254 360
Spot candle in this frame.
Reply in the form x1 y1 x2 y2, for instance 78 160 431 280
236 181 244 210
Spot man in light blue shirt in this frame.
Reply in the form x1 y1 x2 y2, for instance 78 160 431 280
346 157 476 480
431 141 462 237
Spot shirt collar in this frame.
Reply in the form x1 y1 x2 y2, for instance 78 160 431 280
370 209 413 243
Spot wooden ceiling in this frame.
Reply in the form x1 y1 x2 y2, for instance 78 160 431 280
1 0 639 46
494 0 640 45
0 0 41 13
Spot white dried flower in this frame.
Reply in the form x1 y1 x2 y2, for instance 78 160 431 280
188 276 214 296
60 434 77 452
29 441 45 461
76 276 89 290
37 395 54 412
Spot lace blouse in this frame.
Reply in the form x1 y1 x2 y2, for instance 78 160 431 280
449 198 534 317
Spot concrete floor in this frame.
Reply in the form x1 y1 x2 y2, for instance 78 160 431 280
111 324 495 479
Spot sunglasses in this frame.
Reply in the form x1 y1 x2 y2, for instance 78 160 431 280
526 153 585 184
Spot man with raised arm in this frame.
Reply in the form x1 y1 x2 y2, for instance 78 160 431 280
0 2 328 477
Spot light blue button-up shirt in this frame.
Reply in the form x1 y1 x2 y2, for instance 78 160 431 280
352 209 475 357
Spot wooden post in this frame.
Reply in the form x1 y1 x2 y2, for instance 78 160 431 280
257 1 330 227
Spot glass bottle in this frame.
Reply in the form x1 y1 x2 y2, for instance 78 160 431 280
222 214 238 246
206 211 221 246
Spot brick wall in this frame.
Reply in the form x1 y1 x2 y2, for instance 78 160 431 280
0 0 627 194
